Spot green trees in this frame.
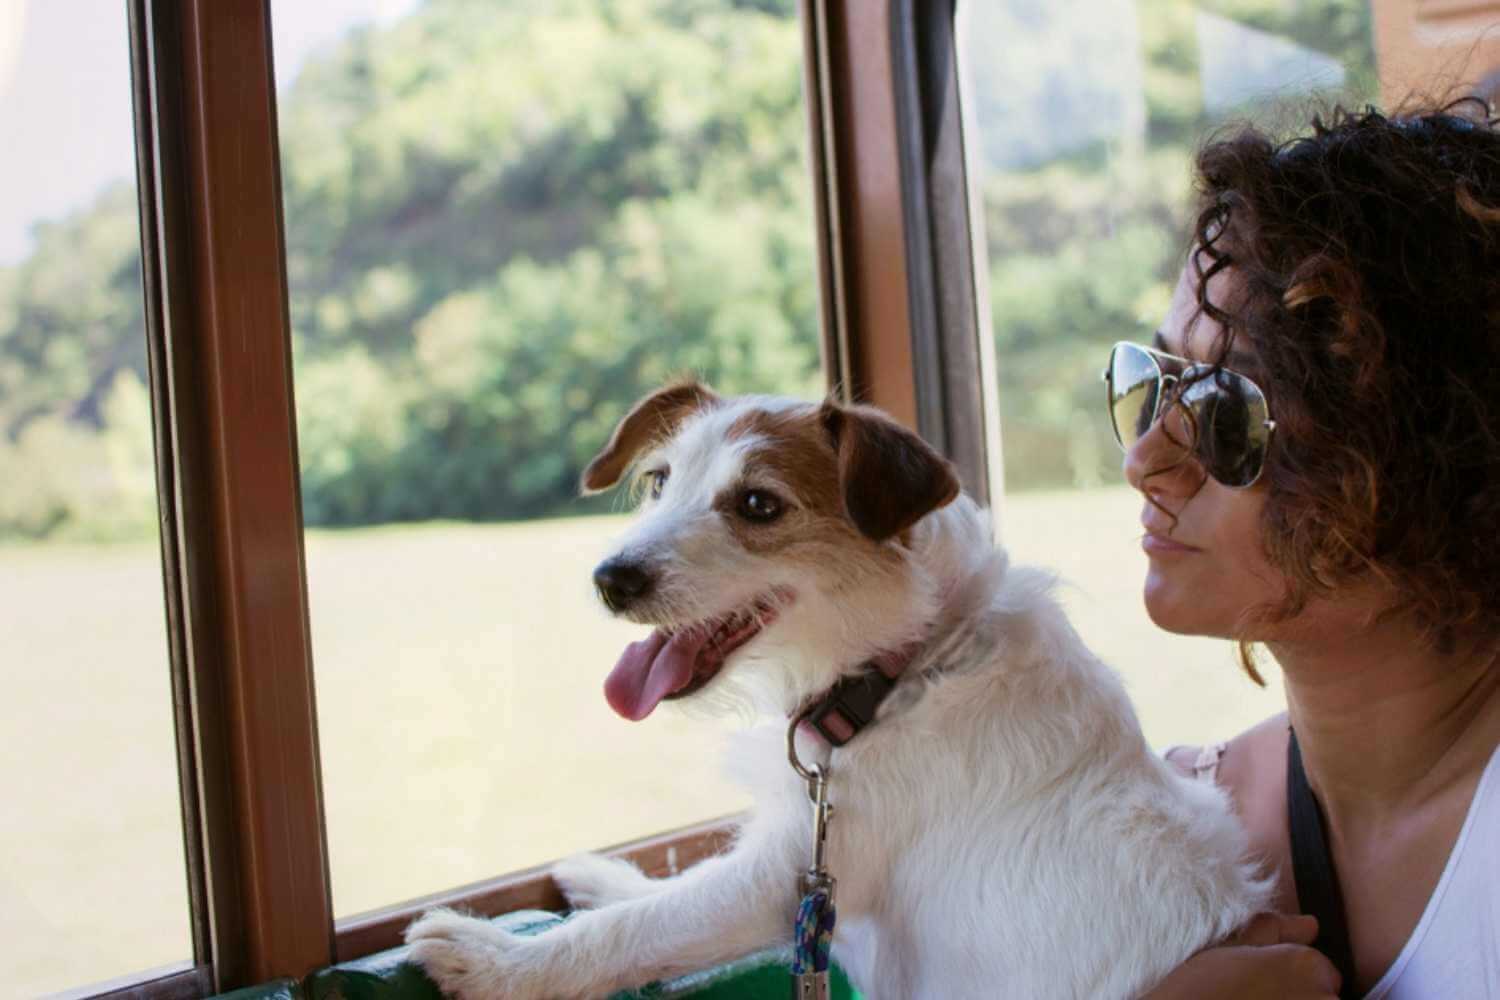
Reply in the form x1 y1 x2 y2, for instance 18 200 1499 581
0 0 820 538
0 179 155 540
282 0 822 524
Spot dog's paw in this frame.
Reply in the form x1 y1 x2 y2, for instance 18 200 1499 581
551 852 655 910
405 908 550 1000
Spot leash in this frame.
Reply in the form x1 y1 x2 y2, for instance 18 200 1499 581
787 704 837 999
783 649 924 997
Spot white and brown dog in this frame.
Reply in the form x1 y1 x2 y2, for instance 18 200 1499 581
406 383 1268 999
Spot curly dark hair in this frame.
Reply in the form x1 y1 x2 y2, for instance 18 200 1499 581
1186 99 1500 670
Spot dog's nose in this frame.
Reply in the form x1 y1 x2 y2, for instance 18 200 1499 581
593 558 655 612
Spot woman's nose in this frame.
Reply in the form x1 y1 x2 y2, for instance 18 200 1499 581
1123 406 1199 494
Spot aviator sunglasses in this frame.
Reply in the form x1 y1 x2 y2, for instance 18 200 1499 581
1103 341 1276 488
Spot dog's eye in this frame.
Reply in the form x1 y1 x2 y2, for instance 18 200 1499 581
647 469 669 500
737 489 784 523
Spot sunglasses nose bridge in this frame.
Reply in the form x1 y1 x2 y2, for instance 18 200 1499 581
1126 372 1205 474
1154 373 1180 424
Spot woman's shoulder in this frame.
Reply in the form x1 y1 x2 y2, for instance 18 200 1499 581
1217 711 1290 799
1169 711 1297 909
1166 711 1288 792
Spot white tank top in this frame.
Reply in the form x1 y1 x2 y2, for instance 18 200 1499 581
1364 741 1500 999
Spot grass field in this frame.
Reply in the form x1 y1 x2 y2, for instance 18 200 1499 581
0 485 1284 996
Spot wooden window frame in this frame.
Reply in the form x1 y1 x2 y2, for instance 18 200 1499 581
60 963 208 1000
115 0 994 993
132 0 333 989
890 0 1002 505
808 0 1000 502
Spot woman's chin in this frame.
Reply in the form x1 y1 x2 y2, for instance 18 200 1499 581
1144 578 1251 640
1142 570 1213 636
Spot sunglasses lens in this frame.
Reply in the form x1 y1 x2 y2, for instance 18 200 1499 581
1178 369 1271 487
1107 342 1272 487
1107 343 1162 448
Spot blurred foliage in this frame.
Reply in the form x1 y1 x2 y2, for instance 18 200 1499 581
281 0 822 524
972 0 1376 490
0 0 1377 539
0 371 158 540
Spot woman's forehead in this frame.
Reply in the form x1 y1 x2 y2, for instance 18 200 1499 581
1158 263 1259 372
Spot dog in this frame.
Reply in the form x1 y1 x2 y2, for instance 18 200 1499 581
406 382 1269 999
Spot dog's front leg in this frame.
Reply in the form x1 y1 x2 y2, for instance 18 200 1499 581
550 851 663 910
546 842 747 911
407 827 801 1000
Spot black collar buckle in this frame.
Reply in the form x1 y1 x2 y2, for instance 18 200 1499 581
805 667 897 747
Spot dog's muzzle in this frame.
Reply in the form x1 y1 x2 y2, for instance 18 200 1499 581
593 557 656 612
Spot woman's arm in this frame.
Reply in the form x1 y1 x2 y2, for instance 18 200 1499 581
1142 913 1341 999
1148 718 1318 995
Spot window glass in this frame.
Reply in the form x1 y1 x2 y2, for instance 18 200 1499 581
963 0 1378 745
0 1 191 993
271 0 820 916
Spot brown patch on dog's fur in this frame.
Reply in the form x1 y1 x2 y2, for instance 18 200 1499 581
727 408 842 512
717 406 846 554
581 380 720 494
819 402 959 541
719 402 959 550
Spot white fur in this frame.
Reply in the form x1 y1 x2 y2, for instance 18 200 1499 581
407 397 1269 999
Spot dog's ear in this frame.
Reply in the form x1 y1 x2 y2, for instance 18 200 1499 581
581 380 720 494
819 401 960 541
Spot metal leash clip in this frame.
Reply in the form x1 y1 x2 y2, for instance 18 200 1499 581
788 708 837 1000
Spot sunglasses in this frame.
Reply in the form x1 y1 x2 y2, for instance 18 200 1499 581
1103 341 1276 488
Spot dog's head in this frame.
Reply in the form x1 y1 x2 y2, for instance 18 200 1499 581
582 380 960 720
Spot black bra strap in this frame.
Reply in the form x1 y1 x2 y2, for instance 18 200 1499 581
1287 727 1357 998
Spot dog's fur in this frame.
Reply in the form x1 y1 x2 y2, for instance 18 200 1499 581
407 385 1269 999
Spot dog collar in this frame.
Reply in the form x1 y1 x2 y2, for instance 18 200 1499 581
798 646 917 747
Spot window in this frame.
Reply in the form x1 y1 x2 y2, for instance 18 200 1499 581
960 0 1380 745
0 2 191 994
270 0 822 921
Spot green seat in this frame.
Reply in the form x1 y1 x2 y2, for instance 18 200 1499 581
219 910 859 1000
213 980 304 1000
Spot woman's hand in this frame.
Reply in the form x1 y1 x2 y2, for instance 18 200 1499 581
1141 913 1342 999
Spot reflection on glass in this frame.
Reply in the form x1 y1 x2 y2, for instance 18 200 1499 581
963 0 1377 744
271 0 821 916
0 1 190 994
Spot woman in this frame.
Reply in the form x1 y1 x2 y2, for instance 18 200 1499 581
1124 103 1500 998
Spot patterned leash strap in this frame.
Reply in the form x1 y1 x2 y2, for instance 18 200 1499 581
791 886 836 998
787 712 837 1000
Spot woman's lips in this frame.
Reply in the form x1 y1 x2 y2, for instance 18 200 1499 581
1141 530 1200 555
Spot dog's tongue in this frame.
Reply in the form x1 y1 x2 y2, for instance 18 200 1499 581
604 627 709 721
